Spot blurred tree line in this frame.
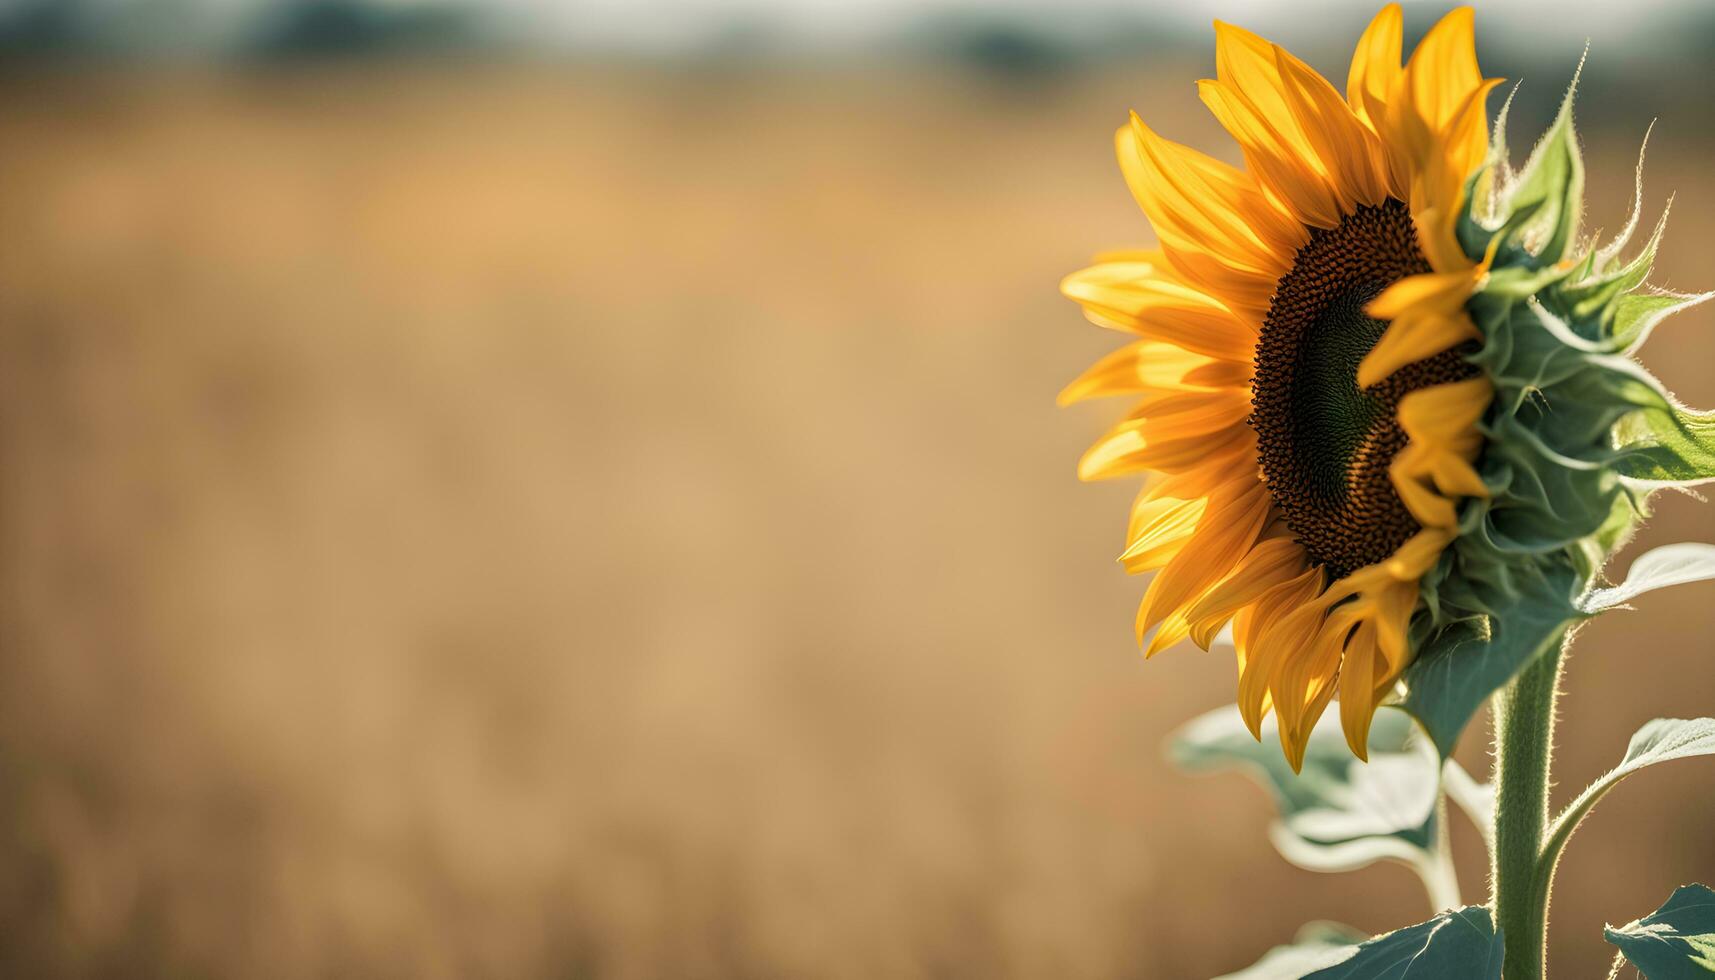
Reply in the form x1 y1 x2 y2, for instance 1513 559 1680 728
0 0 479 62
2 0 1713 132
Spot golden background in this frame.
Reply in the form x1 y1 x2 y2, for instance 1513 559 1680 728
1 10 1712 977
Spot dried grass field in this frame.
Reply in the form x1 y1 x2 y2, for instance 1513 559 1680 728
0 64 1712 978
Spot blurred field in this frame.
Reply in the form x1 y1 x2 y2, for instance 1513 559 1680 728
0 62 1712 979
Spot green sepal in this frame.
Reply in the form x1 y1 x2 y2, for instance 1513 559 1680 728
1605 289 1712 353
1474 261 1574 307
1614 396 1715 485
1605 883 1715 978
1408 80 1715 759
1592 485 1647 557
1455 81 1520 262
1487 68 1584 269
1454 164 1499 262
1555 209 1668 329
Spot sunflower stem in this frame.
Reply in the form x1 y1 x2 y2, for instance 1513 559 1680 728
1489 634 1567 980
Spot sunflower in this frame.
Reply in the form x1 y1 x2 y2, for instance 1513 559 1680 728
1065 3 1715 772
1061 6 1502 769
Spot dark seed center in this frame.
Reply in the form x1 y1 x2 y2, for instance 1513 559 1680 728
1251 199 1477 581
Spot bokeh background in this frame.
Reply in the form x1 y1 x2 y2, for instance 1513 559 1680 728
1 1 1712 977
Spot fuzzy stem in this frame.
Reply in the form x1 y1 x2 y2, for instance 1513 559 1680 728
1490 636 1566 980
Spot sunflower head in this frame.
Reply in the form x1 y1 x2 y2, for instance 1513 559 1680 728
1062 6 1715 769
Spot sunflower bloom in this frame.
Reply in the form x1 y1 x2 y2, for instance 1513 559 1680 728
1062 5 1715 769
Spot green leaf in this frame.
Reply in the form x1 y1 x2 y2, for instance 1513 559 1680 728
1582 544 1715 612
1605 883 1715 978
1542 720 1715 887
1170 705 1438 873
1399 559 1582 757
1215 923 1369 980
1304 907 1504 979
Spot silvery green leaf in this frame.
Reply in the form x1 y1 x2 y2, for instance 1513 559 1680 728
1170 705 1438 874
1442 759 1496 850
1542 720 1715 883
1272 748 1439 869
1217 909 1505 979
1582 544 1715 612
1605 883 1715 978
1266 825 1424 875
1214 923 1368 980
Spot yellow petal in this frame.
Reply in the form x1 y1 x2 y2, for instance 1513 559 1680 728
1212 21 1301 136
1184 535 1309 649
1408 77 1503 272
1390 467 1460 529
1357 310 1480 389
1183 358 1255 389
1366 268 1476 319
1441 77 1505 201
1143 608 1194 658
1120 496 1207 573
1398 376 1491 440
1277 624 1344 772
1113 118 1300 315
1136 477 1272 641
1369 579 1417 675
1258 597 1333 744
1388 380 1491 528
1346 4 1403 133
1057 341 1232 405
1338 620 1381 758
1117 116 1299 272
1061 258 1224 310
1338 576 1422 759
1429 455 1488 499
1078 416 1250 481
1198 74 1344 230
1236 567 1324 736
1138 442 1259 507
1062 260 1259 360
1405 7 1482 138
1382 528 1454 581
1128 388 1255 441
1272 42 1389 208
